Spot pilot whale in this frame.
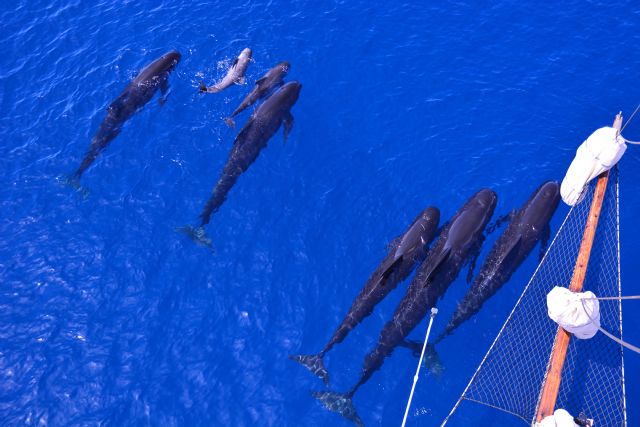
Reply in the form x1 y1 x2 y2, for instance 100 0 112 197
312 189 497 426
199 48 252 94
224 61 290 127
69 50 181 182
178 81 302 249
290 207 440 384
436 181 560 342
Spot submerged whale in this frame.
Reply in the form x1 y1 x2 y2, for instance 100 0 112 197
199 48 252 94
290 206 440 384
435 181 560 343
70 50 181 182
312 189 497 426
224 61 290 127
179 81 302 248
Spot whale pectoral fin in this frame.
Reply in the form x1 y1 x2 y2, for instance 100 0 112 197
158 78 169 106
283 112 294 144
237 76 246 85
539 226 550 261
465 234 485 283
160 77 169 95
466 246 481 283
377 255 403 286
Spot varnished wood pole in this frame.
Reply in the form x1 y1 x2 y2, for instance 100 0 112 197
534 113 623 422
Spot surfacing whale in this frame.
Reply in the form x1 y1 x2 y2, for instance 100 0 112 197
290 206 440 384
436 181 560 342
312 189 497 426
178 81 302 249
67 50 181 187
224 61 290 128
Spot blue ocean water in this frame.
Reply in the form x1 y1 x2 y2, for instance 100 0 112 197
1 0 639 425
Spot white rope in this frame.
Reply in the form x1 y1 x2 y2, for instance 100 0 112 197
621 137 640 145
401 307 438 427
621 104 640 133
579 297 640 354
616 171 628 427
581 295 640 301
441 200 576 426
598 325 640 354
620 103 640 143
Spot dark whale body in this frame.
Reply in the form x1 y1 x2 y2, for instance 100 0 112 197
224 61 290 127
290 206 440 384
436 181 560 342
312 189 497 426
179 81 301 249
71 50 181 181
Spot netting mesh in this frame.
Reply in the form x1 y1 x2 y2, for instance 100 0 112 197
444 167 626 426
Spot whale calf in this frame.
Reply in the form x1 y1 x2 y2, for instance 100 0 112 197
199 48 252 94
290 206 440 384
70 50 181 182
436 181 560 342
224 61 290 127
179 81 302 248
312 189 497 426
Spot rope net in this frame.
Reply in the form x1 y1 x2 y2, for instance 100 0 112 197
444 167 626 426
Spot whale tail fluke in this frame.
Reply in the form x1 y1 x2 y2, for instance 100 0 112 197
423 344 445 377
223 117 236 128
400 341 445 377
374 255 403 287
289 354 329 385
311 390 363 427
58 174 89 199
176 225 214 251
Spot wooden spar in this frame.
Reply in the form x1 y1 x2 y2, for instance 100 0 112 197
534 113 623 422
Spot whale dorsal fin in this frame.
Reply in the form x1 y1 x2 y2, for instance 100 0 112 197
497 235 523 268
376 255 404 286
421 246 451 285
255 76 267 87
395 221 425 259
